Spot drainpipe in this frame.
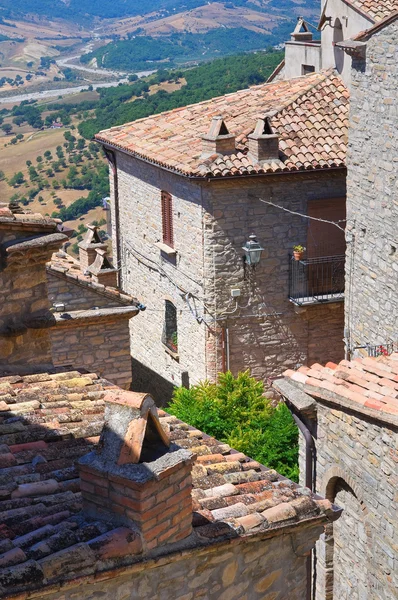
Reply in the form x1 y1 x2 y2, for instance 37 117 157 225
290 411 314 491
225 327 230 371
285 402 315 600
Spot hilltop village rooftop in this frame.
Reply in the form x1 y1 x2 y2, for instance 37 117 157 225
95 69 348 178
0 370 341 599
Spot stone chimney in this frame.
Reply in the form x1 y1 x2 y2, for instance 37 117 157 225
87 248 118 287
201 116 236 158
291 17 313 42
79 391 195 552
78 224 107 272
247 118 280 164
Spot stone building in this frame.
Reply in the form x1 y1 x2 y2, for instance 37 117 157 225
96 70 349 401
342 11 398 356
283 0 396 84
275 354 398 600
272 11 398 600
0 204 140 388
0 371 341 599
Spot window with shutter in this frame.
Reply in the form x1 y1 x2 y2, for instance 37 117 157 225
161 191 174 248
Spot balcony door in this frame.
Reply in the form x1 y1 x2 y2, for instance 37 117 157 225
307 198 346 298
307 198 346 258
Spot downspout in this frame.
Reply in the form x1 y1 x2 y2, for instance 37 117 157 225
290 411 314 491
225 326 230 372
221 327 226 373
285 401 315 600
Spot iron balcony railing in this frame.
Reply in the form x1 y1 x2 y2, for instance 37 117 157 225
288 254 345 306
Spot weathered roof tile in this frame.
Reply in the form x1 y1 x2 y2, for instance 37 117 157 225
96 71 348 179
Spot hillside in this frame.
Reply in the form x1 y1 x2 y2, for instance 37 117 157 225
0 0 319 25
0 50 282 252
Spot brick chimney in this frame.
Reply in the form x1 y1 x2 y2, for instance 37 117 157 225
201 116 236 158
247 118 279 164
78 224 107 272
79 391 195 551
87 248 118 287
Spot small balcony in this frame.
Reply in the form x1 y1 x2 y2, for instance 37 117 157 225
288 254 345 307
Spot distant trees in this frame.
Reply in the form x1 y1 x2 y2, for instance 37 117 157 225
2 123 12 135
79 49 283 139
9 171 25 186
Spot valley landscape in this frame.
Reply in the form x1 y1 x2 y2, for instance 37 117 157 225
0 0 318 251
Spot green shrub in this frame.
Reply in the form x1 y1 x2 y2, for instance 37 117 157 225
167 370 298 481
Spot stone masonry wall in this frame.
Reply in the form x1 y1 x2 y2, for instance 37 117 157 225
0 261 53 367
112 152 208 399
27 522 324 600
345 20 398 351
110 150 346 398
311 404 398 600
50 316 133 388
202 171 346 384
47 271 122 311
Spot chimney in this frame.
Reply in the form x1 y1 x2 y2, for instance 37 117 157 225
78 224 107 271
87 247 118 287
79 391 195 551
291 17 313 42
201 116 236 158
247 118 280 164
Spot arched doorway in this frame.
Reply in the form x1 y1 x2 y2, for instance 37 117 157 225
316 470 369 600
332 479 369 599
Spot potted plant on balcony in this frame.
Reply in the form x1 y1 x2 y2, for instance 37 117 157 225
293 245 306 261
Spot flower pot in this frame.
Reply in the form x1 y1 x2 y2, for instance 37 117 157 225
293 251 304 261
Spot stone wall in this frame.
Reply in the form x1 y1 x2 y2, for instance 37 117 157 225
202 171 346 384
0 225 65 371
24 522 324 600
345 20 398 351
112 151 208 401
47 271 122 311
110 150 346 398
50 314 133 388
309 404 397 600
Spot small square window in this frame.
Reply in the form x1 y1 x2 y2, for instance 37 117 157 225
302 64 315 75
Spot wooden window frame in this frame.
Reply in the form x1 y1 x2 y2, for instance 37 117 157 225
161 191 174 248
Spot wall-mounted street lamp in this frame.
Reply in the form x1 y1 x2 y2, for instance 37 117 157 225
242 233 264 268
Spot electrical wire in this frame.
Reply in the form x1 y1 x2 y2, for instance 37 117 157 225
258 198 347 233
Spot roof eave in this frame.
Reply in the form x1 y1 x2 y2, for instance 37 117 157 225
97 139 346 182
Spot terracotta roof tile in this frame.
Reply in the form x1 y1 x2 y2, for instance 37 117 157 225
344 0 398 21
282 353 398 420
96 71 348 179
0 370 338 596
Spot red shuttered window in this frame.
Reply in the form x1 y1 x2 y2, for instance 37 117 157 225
161 191 174 247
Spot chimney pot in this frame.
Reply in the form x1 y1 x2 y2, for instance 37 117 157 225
248 118 280 163
78 224 107 271
87 247 118 287
201 116 236 158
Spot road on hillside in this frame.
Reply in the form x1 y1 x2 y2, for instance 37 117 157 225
0 38 154 105
0 70 154 105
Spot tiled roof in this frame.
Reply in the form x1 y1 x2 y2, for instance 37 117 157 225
0 206 60 230
96 70 349 178
282 353 398 421
0 371 338 597
344 0 398 22
48 251 139 307
354 9 398 39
